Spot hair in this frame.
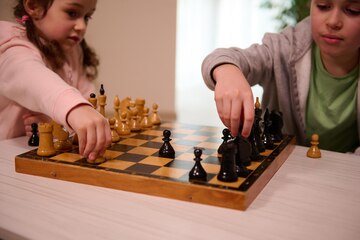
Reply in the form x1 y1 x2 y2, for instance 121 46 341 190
13 0 99 80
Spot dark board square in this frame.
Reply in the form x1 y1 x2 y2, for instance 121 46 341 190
202 156 220 165
141 141 163 149
133 134 158 141
108 144 135 152
165 159 194 170
115 153 148 163
126 163 160 174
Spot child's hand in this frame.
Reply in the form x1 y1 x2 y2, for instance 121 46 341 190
213 64 254 138
22 112 51 136
67 105 112 161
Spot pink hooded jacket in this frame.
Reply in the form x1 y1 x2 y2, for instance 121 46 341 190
0 21 95 140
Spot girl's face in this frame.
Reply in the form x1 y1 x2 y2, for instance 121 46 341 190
310 0 360 60
33 0 97 52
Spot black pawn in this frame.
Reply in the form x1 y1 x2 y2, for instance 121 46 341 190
159 129 175 158
189 148 207 181
28 123 39 146
217 139 238 182
218 128 232 154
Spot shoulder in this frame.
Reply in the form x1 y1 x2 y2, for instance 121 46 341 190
262 17 312 60
0 21 27 43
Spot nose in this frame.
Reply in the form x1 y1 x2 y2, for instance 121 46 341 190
326 9 343 30
74 18 86 32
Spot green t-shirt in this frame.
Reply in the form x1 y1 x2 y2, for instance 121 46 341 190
305 46 359 153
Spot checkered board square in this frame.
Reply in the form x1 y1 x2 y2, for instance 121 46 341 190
15 122 295 210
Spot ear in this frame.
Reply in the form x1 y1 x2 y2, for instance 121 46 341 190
23 0 44 20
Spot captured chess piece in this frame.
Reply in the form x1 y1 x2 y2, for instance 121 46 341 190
217 138 238 182
189 148 207 181
37 123 56 157
28 122 39 146
307 134 321 158
159 129 175 158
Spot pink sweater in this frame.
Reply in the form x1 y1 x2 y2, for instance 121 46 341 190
0 21 95 140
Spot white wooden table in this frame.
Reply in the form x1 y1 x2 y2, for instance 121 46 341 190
1 136 359 240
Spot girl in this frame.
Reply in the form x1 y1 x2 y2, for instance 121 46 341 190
0 0 112 161
202 0 360 153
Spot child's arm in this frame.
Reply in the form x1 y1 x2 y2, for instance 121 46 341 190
67 104 112 161
212 64 254 137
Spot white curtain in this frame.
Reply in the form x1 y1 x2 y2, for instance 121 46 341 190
176 0 278 126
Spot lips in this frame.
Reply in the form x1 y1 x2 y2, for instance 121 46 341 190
321 34 343 44
68 36 80 43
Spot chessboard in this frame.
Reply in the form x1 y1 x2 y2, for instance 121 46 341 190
15 122 295 211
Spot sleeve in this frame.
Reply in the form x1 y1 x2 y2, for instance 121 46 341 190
0 41 91 130
201 25 296 91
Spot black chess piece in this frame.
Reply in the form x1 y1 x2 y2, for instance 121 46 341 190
28 123 39 146
99 84 105 95
159 129 175 158
235 135 251 177
262 108 275 149
248 127 264 161
218 128 232 154
189 148 207 181
217 139 238 182
269 110 283 143
254 109 265 153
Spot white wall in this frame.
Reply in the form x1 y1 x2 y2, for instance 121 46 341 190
0 0 177 120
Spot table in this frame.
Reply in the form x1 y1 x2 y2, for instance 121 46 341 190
1 136 359 240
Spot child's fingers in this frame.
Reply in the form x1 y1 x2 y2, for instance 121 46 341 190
240 98 255 138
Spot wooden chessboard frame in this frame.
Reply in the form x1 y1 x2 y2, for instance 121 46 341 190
15 123 295 211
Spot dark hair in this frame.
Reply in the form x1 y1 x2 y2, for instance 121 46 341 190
13 0 99 80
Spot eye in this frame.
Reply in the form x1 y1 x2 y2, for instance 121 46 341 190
344 7 360 16
316 3 331 11
84 15 92 23
67 10 78 18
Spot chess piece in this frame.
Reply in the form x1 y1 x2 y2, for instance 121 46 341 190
150 103 161 125
129 108 141 132
110 118 120 142
218 128 232 154
140 107 152 130
159 129 175 158
98 84 106 117
248 126 263 161
52 121 72 151
88 93 97 109
189 148 207 181
269 110 283 143
261 108 275 150
28 123 39 146
117 112 131 135
120 97 132 123
307 134 321 158
217 138 238 182
135 98 145 122
235 136 251 177
113 95 121 127
37 123 56 157
254 98 265 152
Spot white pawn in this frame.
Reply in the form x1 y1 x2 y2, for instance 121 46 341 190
151 103 161 125
141 107 153 130
117 112 131 135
